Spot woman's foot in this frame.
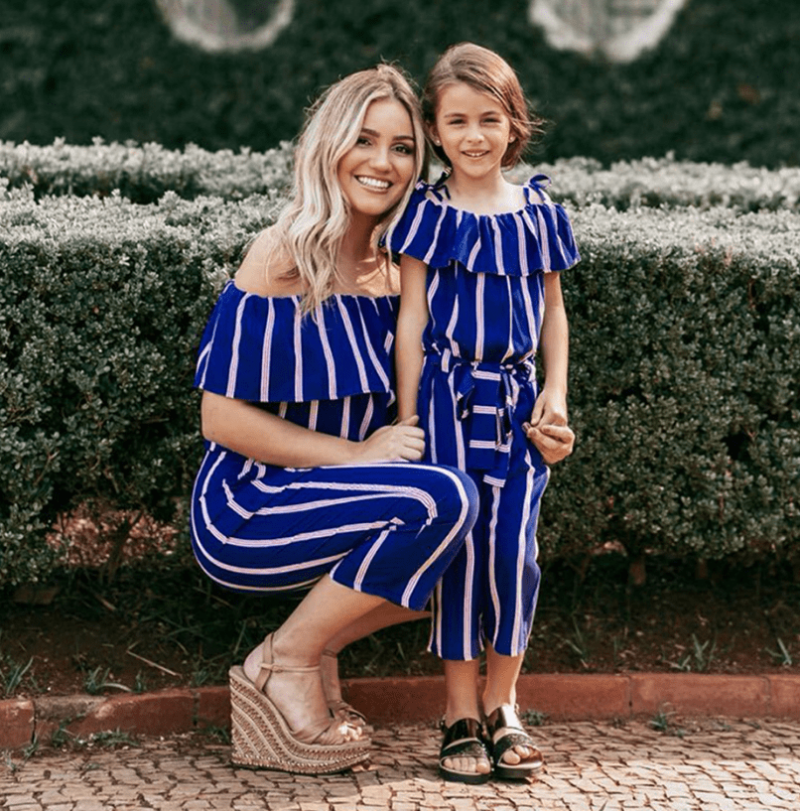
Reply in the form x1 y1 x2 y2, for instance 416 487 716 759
485 704 543 779
243 634 364 745
439 715 492 782
320 649 370 729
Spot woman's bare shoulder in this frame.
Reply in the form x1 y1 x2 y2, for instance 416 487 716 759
234 227 304 297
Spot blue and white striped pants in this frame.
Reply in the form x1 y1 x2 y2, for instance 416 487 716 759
190 445 479 613
420 357 550 660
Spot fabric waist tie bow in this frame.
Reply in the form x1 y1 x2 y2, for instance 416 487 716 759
435 349 535 488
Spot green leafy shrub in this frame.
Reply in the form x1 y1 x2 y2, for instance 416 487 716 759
5 143 800 214
1 183 798 586
542 205 800 564
0 139 294 203
0 187 280 584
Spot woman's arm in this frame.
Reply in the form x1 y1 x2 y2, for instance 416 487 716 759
395 255 429 422
201 391 425 466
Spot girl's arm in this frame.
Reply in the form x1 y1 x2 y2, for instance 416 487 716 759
526 272 575 463
395 255 429 421
201 391 425 466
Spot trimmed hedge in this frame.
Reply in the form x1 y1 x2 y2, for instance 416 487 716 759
544 205 800 564
0 139 294 204
0 188 278 584
2 184 798 585
5 142 800 214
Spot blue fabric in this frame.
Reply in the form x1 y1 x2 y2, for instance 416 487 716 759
189 282 478 611
195 280 398 405
385 174 579 658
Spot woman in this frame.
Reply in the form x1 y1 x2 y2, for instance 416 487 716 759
190 64 479 774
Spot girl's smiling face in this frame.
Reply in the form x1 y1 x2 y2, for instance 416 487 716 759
337 97 417 220
431 81 515 181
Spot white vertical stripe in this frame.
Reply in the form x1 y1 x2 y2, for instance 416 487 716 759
423 208 448 265
340 395 351 438
353 525 393 592
293 298 303 402
444 294 460 358
491 218 506 276
308 400 319 431
502 275 515 362
514 213 530 276
260 298 275 400
226 294 248 397
278 402 288 418
196 315 219 390
427 384 437 463
358 394 374 440
315 303 337 400
433 581 443 655
399 198 429 254
535 209 551 271
475 273 485 362
487 485 502 648
462 529 475 657
466 237 481 269
511 460 535 653
355 301 391 392
336 299 370 391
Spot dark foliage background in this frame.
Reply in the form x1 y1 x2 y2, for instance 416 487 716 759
1 0 797 167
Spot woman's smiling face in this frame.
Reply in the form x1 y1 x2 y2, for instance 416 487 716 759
337 97 417 220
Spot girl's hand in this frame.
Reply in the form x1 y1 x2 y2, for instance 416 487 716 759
354 416 426 463
528 387 568 431
525 387 573 464
523 421 575 465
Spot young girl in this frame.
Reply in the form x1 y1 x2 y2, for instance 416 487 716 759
387 43 578 783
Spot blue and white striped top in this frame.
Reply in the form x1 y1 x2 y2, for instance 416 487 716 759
384 174 580 366
383 174 580 484
194 280 398 444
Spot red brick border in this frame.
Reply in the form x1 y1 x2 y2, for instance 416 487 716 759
2 673 799 751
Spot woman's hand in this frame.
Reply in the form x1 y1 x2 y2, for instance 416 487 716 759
354 415 426 463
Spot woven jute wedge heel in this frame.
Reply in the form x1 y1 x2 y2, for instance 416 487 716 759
229 639 371 774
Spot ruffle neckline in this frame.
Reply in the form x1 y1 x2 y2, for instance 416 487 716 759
384 173 580 276
194 281 398 404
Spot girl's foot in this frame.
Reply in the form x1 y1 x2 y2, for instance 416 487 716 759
485 704 543 779
243 635 363 745
439 716 492 782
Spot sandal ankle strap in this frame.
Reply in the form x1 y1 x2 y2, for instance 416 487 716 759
254 633 320 692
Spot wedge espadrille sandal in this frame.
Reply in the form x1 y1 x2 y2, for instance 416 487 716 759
321 649 372 731
230 635 371 774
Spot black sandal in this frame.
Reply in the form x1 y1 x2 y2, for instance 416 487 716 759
438 717 491 784
485 704 544 780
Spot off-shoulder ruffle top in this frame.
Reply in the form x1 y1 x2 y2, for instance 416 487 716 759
384 174 580 278
194 280 398 447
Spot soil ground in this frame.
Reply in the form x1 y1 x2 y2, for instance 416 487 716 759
3 539 799 702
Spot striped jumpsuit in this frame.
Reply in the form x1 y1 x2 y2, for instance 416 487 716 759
190 281 479 612
385 175 580 660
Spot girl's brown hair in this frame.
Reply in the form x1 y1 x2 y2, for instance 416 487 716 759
422 42 545 169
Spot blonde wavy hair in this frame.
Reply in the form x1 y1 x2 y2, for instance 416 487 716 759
271 64 427 311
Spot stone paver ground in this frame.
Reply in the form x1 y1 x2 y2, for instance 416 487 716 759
2 717 800 810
